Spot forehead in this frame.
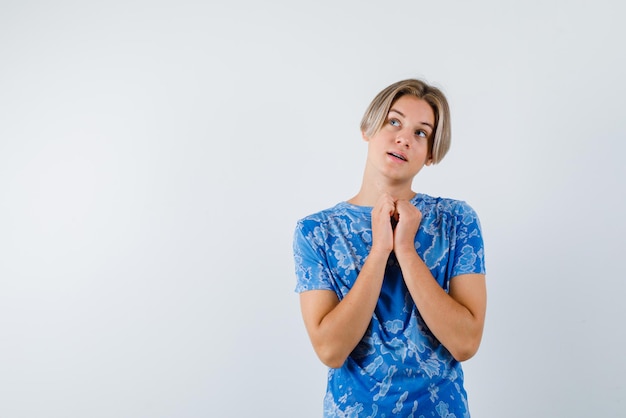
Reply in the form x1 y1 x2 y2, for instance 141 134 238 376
389 95 435 125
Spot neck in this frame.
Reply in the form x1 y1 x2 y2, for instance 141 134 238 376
348 175 415 207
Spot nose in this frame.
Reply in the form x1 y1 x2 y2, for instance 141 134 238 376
395 132 410 148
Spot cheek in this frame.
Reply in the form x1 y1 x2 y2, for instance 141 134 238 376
416 139 430 152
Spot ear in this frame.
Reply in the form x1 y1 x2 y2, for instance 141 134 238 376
425 155 434 166
361 131 369 142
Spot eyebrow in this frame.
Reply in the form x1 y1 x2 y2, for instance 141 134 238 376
389 108 434 129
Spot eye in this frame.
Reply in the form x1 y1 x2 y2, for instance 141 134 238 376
388 118 400 127
414 129 428 138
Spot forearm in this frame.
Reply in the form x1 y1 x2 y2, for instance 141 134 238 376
305 249 389 368
395 248 485 361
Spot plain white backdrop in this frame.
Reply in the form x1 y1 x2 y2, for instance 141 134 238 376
1 1 624 417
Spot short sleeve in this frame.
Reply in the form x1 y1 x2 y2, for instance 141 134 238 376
293 220 334 293
449 201 486 278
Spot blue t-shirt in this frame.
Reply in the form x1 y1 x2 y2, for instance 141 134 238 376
293 193 486 418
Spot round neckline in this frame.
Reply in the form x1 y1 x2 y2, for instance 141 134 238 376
341 193 423 212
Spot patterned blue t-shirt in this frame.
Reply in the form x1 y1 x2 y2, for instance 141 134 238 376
293 193 486 418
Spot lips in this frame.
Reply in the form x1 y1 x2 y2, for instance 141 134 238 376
387 151 408 162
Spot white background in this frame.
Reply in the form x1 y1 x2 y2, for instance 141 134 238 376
1 1 625 417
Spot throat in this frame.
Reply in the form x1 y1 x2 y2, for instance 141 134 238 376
349 185 416 206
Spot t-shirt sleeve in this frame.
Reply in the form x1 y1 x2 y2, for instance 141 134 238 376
293 219 334 293
449 201 486 278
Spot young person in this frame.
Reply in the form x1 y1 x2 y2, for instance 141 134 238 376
293 79 487 417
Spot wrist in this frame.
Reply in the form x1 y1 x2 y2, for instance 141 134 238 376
393 244 417 260
369 245 392 259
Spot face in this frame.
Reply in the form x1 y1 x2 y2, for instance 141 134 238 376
362 95 435 182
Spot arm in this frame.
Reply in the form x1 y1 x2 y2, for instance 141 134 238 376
393 200 487 361
299 194 396 368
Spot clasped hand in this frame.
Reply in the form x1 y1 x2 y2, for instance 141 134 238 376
371 193 421 255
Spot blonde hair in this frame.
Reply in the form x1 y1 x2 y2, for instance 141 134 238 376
360 79 451 164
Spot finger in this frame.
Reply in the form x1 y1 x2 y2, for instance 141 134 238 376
380 200 396 217
394 200 408 214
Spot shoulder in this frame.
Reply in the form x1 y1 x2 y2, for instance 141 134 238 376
295 201 373 247
296 202 347 228
295 202 349 241
417 193 479 219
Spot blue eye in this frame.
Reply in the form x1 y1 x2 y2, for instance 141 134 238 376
389 118 400 127
415 130 427 138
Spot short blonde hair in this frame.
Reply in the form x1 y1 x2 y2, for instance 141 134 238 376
360 79 451 164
